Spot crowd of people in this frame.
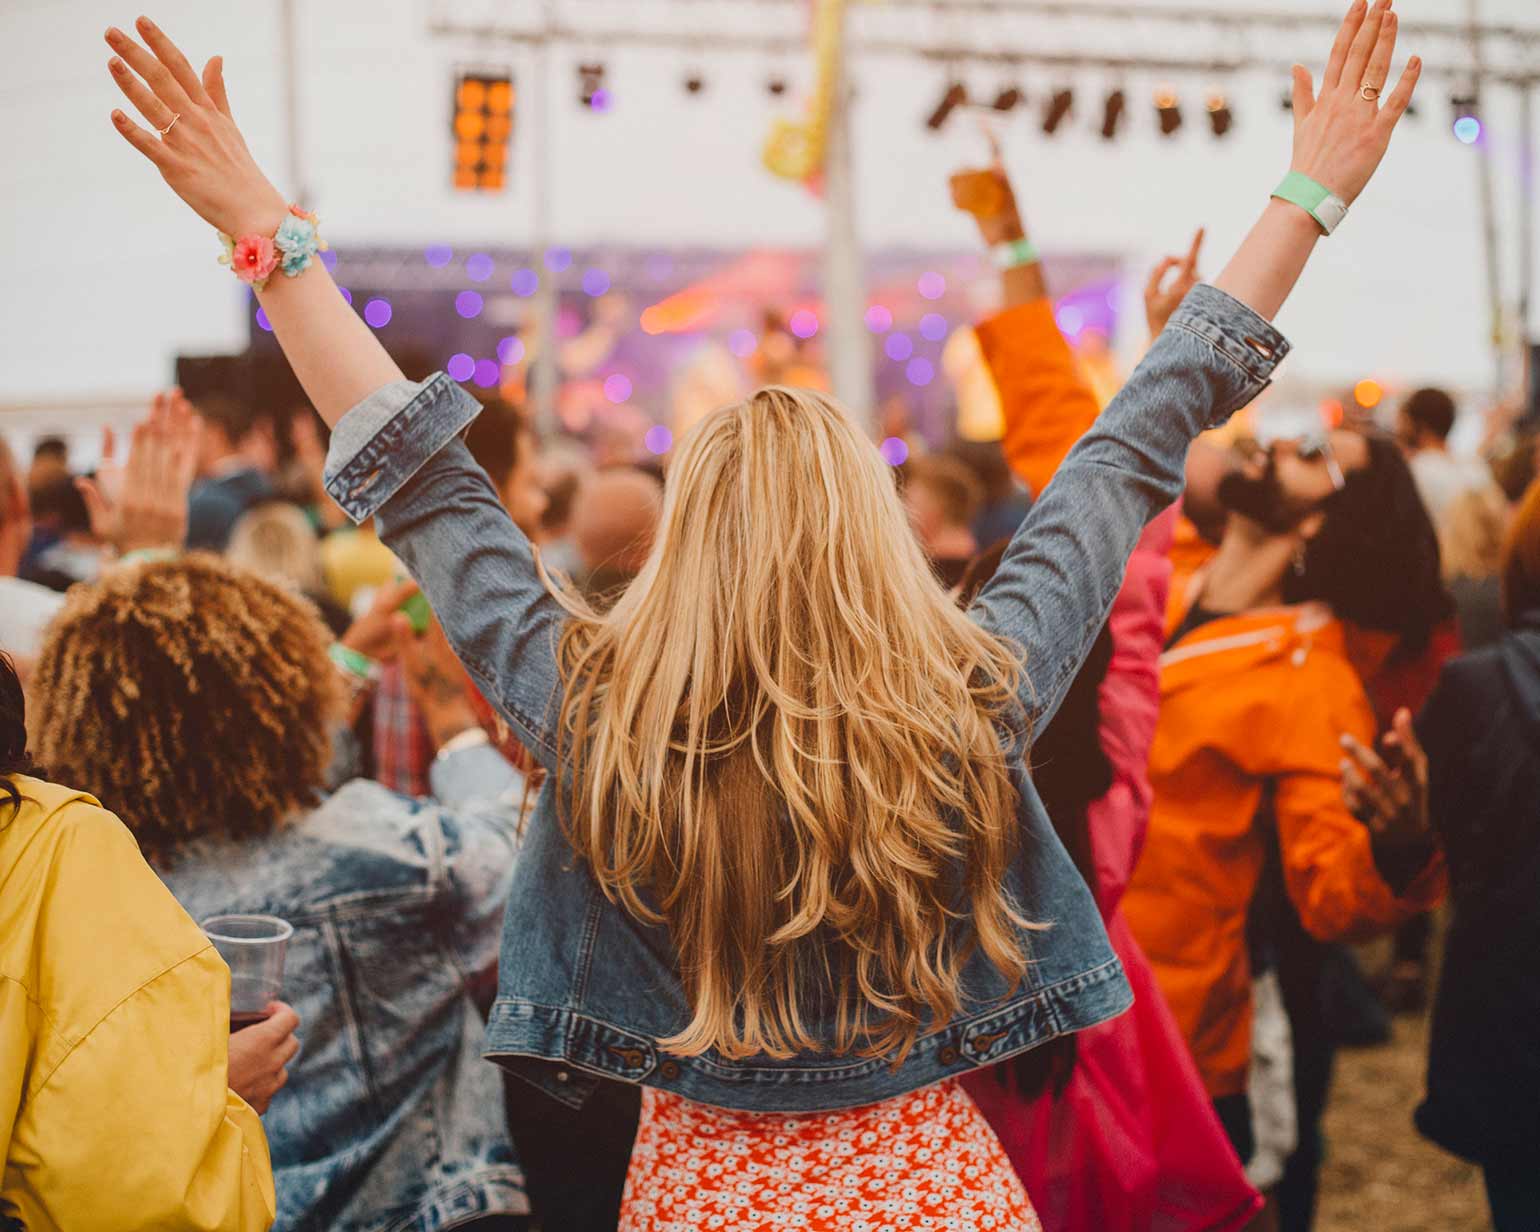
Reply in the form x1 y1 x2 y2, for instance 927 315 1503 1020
2 4 1538 1230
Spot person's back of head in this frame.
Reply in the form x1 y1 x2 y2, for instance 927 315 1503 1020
552 385 1028 1062
1501 477 1540 627
31 437 68 467
1 652 40 814
192 393 262 467
27 474 92 536
464 394 546 534
905 455 984 533
226 501 326 596
1399 387 1458 451
570 467 663 584
1285 433 1451 653
0 439 30 576
30 556 341 864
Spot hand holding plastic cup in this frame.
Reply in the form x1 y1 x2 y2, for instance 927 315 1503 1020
203 914 294 1032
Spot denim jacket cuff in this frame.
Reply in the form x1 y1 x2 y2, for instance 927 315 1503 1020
1168 284 1292 420
323 373 481 523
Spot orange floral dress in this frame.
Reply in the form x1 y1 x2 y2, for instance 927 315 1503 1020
618 1078 1042 1231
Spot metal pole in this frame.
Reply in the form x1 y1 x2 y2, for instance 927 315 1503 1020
527 4 560 437
1467 0 1505 393
820 6 874 423
1520 83 1535 341
279 0 307 202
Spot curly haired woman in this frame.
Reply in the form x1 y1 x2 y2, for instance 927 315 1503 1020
30 555 532 1232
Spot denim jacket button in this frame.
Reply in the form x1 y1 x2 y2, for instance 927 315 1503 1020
658 1060 681 1080
938 1045 960 1065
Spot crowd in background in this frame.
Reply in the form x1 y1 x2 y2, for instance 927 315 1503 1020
4 7 1540 1229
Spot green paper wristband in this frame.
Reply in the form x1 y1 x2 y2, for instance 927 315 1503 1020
990 237 1041 271
1271 171 1348 235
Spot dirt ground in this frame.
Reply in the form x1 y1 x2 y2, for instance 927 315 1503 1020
1314 1013 1491 1232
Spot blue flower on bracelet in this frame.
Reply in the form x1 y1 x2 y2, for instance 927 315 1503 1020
274 209 328 278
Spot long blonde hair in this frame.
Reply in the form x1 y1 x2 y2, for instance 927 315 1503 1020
550 386 1032 1061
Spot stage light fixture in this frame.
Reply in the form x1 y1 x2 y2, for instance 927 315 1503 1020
452 72 514 192
1206 92 1232 138
1042 88 1074 136
684 72 706 95
577 62 605 108
767 75 788 97
992 86 1023 113
1100 89 1126 140
1155 87 1182 137
926 82 968 130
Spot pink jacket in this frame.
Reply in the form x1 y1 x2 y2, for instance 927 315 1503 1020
961 300 1259 1231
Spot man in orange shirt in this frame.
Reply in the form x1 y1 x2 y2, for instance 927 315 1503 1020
1124 425 1450 1172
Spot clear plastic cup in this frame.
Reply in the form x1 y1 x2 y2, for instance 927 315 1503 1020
202 914 294 1031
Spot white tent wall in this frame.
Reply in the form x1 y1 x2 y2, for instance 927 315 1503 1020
2 0 1536 410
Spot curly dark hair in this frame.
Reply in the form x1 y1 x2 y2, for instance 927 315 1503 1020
1284 434 1453 654
1 652 43 815
29 555 342 862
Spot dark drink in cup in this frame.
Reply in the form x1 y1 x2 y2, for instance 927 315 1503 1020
203 914 294 1033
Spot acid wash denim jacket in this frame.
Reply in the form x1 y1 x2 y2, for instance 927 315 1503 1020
323 283 1289 1115
161 747 529 1232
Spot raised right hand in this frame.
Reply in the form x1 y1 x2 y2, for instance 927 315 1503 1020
1287 0 1420 205
105 17 287 238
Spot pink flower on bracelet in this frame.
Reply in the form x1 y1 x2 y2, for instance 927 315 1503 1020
229 234 279 285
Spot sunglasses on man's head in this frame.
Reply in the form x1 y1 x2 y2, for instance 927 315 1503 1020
1296 431 1347 492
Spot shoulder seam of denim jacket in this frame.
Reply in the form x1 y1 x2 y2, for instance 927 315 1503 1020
324 373 480 524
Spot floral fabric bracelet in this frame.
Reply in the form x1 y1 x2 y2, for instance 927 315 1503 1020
218 204 328 290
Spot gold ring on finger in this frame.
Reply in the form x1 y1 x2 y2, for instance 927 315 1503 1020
1359 82 1382 102
158 112 182 138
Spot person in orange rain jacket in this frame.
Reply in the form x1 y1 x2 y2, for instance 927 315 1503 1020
948 160 1261 1232
1124 426 1452 1168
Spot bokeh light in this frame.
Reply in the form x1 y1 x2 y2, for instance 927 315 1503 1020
1353 378 1384 409
339 287 353 305
320 249 339 274
545 247 573 272
254 307 273 332
879 437 910 466
465 253 495 282
644 425 674 455
455 291 484 319
473 359 501 388
589 87 614 113
603 373 633 403
917 272 946 300
1321 398 1345 428
1056 305 1085 336
728 329 757 358
1453 116 1482 145
497 336 526 364
884 333 914 362
905 357 935 387
789 309 819 339
364 298 393 328
510 268 539 296
581 268 611 297
919 313 948 342
447 353 476 381
425 244 454 268
864 304 893 333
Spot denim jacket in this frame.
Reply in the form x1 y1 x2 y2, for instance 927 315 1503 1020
160 746 529 1232
324 284 1289 1113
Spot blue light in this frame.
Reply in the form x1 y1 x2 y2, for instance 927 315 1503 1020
1453 116 1482 145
